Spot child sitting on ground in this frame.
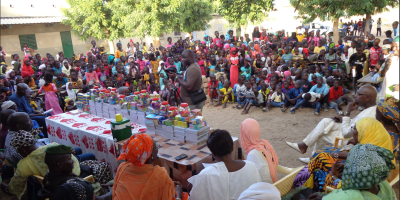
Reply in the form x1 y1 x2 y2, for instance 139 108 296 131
233 76 245 108
218 76 225 90
207 74 219 105
286 80 304 114
236 80 251 109
267 85 286 112
328 79 345 115
282 80 291 94
214 80 234 108
309 77 330 114
260 83 270 112
241 85 264 115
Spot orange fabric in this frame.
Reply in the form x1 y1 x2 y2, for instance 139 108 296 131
112 163 175 200
253 44 261 57
117 134 153 166
240 118 279 183
21 58 34 76
41 83 57 92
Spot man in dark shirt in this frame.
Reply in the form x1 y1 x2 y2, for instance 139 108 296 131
301 72 314 93
349 44 367 80
176 50 205 110
286 32 299 44
8 84 51 137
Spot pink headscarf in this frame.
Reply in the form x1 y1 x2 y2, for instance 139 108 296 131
240 118 279 183
283 71 291 80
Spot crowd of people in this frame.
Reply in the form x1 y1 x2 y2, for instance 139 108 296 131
338 18 399 38
0 20 398 200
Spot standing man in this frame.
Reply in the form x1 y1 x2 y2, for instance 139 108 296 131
369 18 375 35
176 50 205 110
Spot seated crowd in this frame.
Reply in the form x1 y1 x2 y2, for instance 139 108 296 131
0 25 398 200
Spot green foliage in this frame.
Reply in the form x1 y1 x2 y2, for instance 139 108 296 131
177 0 213 33
218 0 274 28
346 0 399 16
62 0 214 40
289 0 348 24
61 0 130 40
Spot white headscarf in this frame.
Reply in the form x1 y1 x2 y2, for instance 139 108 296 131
1 100 16 110
5 70 14 79
238 183 281 200
39 64 46 70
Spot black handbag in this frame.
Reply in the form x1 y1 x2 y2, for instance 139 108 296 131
189 88 207 105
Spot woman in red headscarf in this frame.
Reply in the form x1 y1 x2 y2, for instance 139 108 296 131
229 47 239 88
113 134 182 200
252 44 261 58
21 57 34 76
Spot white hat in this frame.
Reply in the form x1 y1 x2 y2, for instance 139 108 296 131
185 33 190 38
1 101 16 110
39 64 46 70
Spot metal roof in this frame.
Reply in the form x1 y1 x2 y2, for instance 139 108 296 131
0 17 66 25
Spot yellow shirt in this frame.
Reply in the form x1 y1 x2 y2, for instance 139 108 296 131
8 142 81 198
296 30 306 42
314 46 326 54
220 87 234 103
269 92 285 102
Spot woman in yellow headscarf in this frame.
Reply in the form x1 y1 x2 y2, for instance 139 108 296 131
292 117 394 192
112 134 181 200
376 98 399 155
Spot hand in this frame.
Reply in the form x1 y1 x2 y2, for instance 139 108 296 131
173 181 183 198
347 138 356 145
346 102 358 113
331 160 345 177
312 101 316 105
333 116 342 123
308 193 324 200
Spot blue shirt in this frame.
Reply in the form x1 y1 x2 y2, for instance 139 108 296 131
310 84 330 97
287 87 303 99
9 93 35 114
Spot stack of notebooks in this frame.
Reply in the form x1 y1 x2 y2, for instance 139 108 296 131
185 126 210 145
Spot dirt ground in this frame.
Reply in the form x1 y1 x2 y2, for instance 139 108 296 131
203 100 399 198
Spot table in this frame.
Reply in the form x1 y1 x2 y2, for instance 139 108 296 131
46 111 243 185
117 133 242 188
45 112 146 174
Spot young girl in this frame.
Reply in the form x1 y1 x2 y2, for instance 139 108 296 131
97 65 108 87
85 64 100 86
208 55 217 75
39 73 63 115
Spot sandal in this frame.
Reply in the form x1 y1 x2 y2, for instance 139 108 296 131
281 107 286 112
262 108 269 112
222 104 227 108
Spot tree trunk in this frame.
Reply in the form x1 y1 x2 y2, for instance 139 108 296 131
241 25 246 37
364 14 371 36
108 40 115 54
333 18 339 45
153 37 161 52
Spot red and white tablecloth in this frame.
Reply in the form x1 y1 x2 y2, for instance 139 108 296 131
45 112 146 174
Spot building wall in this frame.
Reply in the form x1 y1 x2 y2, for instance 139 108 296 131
0 23 109 64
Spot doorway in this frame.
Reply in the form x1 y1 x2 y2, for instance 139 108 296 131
60 31 74 58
